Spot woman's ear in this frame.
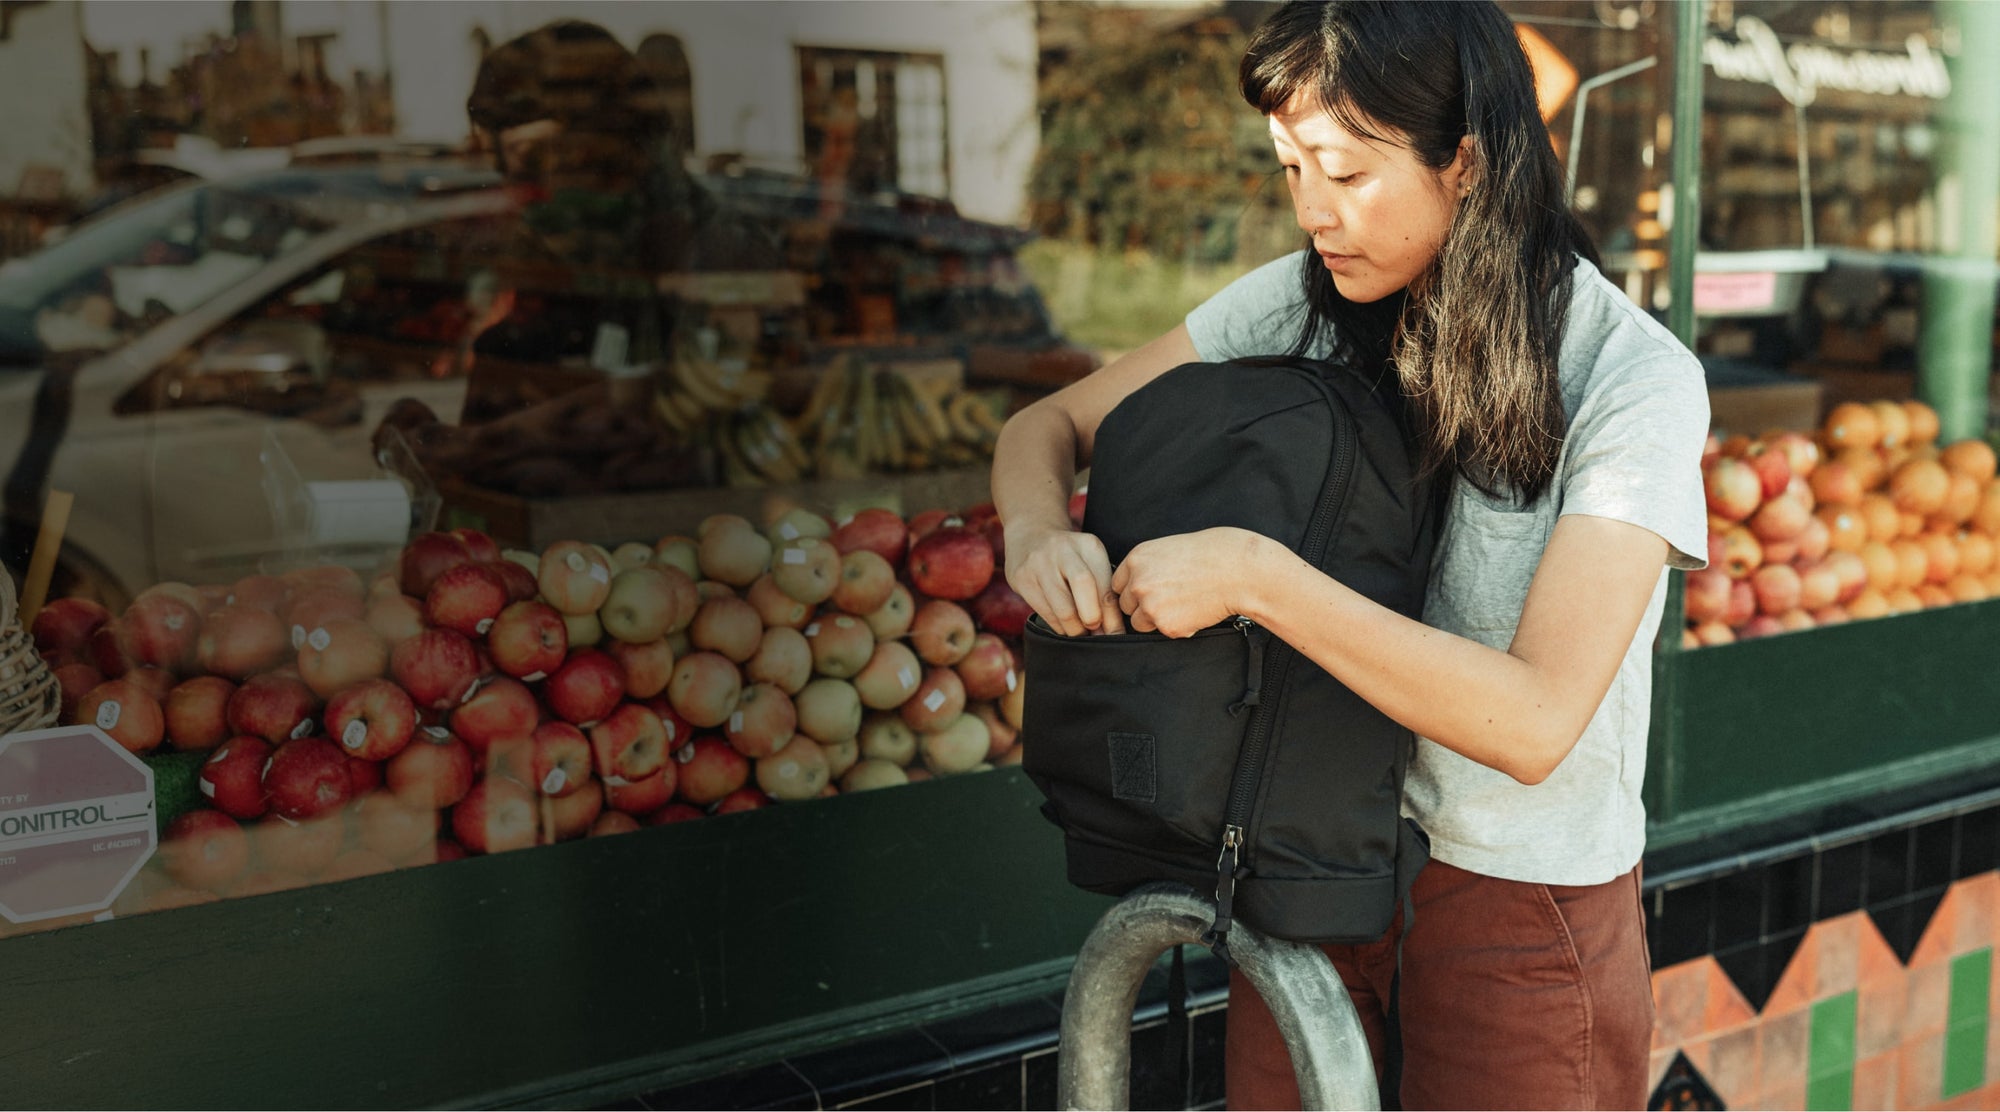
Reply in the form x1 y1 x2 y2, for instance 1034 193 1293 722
1446 135 1477 196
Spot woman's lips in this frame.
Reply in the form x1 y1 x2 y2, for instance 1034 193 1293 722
1318 250 1355 272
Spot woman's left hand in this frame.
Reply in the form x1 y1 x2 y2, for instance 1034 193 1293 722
1111 527 1276 637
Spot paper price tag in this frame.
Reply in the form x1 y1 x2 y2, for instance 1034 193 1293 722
476 618 494 635
729 711 745 734
604 774 631 787
589 563 609 584
292 624 308 650
779 522 800 541
804 623 821 637
290 718 316 740
308 627 332 652
924 690 946 712
95 700 122 730
426 726 451 740
199 778 216 798
898 667 917 690
523 670 546 683
342 720 368 751
1005 669 1018 692
782 547 807 565
542 768 568 795
566 551 587 572
675 743 697 765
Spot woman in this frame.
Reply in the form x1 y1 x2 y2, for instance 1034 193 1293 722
990 2 1709 1108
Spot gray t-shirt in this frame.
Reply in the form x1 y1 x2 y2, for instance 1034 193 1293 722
1186 250 1709 885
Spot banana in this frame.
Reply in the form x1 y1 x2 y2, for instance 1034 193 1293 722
908 379 954 445
853 363 881 470
794 359 846 436
965 393 1006 438
873 373 906 471
715 421 766 487
736 412 800 483
652 392 691 434
671 349 736 410
945 392 986 444
885 373 936 453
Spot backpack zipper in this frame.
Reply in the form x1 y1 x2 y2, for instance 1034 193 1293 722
1203 371 1360 958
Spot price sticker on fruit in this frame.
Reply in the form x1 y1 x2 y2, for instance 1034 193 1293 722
0 725 157 923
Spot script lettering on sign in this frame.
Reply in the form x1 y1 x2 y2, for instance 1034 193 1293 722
1704 16 1951 107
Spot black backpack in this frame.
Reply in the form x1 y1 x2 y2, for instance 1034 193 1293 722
1021 356 1441 949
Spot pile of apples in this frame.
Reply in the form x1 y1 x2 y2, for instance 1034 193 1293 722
28 501 1035 906
1689 397 2000 645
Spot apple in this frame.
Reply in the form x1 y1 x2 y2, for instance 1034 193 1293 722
756 735 830 801
387 731 475 809
1682 568 1733 626
821 736 858 779
747 573 812 630
425 563 507 638
284 587 366 634
830 550 896 616
766 507 833 547
70 678 163 752
485 601 566 682
249 814 343 878
116 593 202 672
160 810 250 892
53 662 104 722
901 667 966 733
450 527 501 563
452 675 541 753
164 672 234 752
724 683 797 759
365 593 427 647
537 540 614 616
641 696 698 753
864 584 916 642
954 633 1017 701
262 737 353 821
1068 492 1088 528
488 559 539 604
697 514 772 587
531 722 593 797
1751 563 1802 617
1794 515 1832 564
400 532 473 597
910 600 977 666
652 535 701 580
674 736 749 805
1709 527 1764 580
1826 550 1869 603
320 677 416 762
1723 579 1757 627
841 759 909 793
920 712 990 775
283 563 365 602
541 781 606 842
668 651 742 729
794 678 862 744
645 802 705 825
696 580 734 602
544 648 626 727
227 574 289 613
564 609 603 649
1745 443 1792 500
970 701 1018 759
1749 492 1811 544
746 627 813 694
1798 561 1842 612
832 507 910 566
88 623 130 677
714 787 773 814
452 778 538 854
296 618 390 699
124 665 176 704
907 509 953 544
600 566 685 644
390 628 483 711
1704 458 1763 523
970 577 1034 639
197 736 273 819
607 638 675 699
320 849 397 883
353 792 438 862
347 754 384 796
805 615 875 679
853 640 923 710
31 597 109 663
588 703 670 783
684 595 761 664
859 713 918 766
590 811 642 837
604 766 677 815
606 541 653 573
771 537 841 606
223 673 317 745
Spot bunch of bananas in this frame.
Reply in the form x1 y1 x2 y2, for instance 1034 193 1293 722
650 338 774 433
713 403 816 487
791 355 1006 479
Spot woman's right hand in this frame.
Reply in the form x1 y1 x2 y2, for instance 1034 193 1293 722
1005 524 1125 637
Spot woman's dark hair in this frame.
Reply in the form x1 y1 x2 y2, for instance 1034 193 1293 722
1241 0 1600 502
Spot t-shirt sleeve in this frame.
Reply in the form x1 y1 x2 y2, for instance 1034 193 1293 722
1184 250 1315 361
1558 354 1712 570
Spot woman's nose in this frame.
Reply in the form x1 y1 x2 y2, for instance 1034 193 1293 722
1292 181 1339 234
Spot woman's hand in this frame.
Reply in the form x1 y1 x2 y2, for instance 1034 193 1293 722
1005 524 1125 637
1112 527 1276 637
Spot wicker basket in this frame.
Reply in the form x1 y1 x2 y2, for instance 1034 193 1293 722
0 573 61 736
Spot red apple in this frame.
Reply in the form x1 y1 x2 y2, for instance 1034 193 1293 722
674 736 750 805
353 792 438 862
541 780 605 841
1723 579 1757 627
249 814 343 878
538 540 614 615
116 593 202 672
1749 492 1811 544
746 627 813 695
969 576 1033 639
1745 443 1792 500
452 777 538 854
544 648 626 727
164 675 236 750
590 811 642 837
714 787 773 815
199 736 273 819
910 600 977 666
1704 458 1763 523
347 754 384 796
901 667 966 733
1709 527 1764 580
668 651 742 729
756 734 831 801
227 574 289 613
696 514 772 587
832 508 910 566
387 731 475 810
652 535 701 580
263 737 353 821
284 586 367 634
425 563 508 638
1751 563 1803 616
323 678 417 761
399 532 472 597
747 573 812 630
588 703 670 783
690 596 764 663
604 765 677 815
52 661 104 722
88 623 130 677
365 593 427 647
1682 568 1732 626
450 527 501 564
725 683 797 759
771 537 841 606
296 618 389 699
390 628 483 711
970 701 1018 760
224 672 316 744
907 509 953 544
73 678 164 753
123 665 176 705
282 564 365 602
908 527 996 601
451 675 541 753
641 696 698 754
486 600 567 682
646 802 705 825
492 559 540 603
853 640 923 711
160 809 250 892
30 597 109 663
805 614 875 679
954 633 1017 701
831 550 896 616
531 722 593 797
1068 492 1089 528
606 638 674 700
863 584 916 642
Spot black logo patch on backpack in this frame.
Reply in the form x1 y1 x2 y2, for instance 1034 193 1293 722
1023 357 1441 946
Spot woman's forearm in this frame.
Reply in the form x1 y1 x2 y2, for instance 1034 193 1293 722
992 402 1081 545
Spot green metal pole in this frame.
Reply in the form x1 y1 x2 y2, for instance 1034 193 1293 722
1667 0 1705 350
1919 0 2000 443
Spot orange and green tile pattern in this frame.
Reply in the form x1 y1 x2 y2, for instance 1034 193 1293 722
1651 873 2000 1110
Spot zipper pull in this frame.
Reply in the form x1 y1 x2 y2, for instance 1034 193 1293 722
1228 617 1264 716
1201 823 1245 963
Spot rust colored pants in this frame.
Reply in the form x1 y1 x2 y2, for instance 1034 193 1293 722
1225 859 1653 1110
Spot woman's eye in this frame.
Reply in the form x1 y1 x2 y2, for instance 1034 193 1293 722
1331 173 1360 186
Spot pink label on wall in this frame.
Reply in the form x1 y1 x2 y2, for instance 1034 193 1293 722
0 726 156 923
1693 271 1779 314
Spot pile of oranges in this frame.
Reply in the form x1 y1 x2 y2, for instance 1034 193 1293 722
1686 398 2000 646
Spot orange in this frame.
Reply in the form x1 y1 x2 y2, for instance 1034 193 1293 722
1889 458 1950 516
1903 399 1942 446
1816 504 1868 553
1859 493 1902 542
1961 532 1995 577
1871 400 1912 451
1921 533 1960 584
1848 589 1891 619
1891 538 1929 590
1822 402 1881 451
1900 511 1926 537
1939 472 1981 526
1986 568 2000 596
1940 439 1998 485
1916 584 1954 608
1947 575 1990 603
1834 446 1887 492
1858 540 1900 592
1976 484 2000 537
1887 587 1926 614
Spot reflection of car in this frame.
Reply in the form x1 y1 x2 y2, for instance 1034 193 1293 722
0 162 513 602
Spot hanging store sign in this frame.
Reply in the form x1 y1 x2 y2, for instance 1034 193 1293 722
1704 16 1951 107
